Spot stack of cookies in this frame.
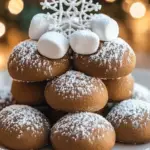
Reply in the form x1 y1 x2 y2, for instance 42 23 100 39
0 0 150 150
9 39 70 106
74 38 136 103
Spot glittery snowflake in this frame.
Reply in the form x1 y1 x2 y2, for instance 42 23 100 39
40 0 102 38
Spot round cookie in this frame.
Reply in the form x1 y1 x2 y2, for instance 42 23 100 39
0 87 14 111
73 38 136 79
51 112 116 150
11 80 47 106
8 40 70 82
0 105 50 150
107 100 150 144
45 70 108 112
103 74 134 102
132 83 150 103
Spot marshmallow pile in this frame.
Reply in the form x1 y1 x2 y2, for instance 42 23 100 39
29 13 119 59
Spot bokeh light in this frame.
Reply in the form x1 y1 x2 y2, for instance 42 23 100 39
0 54 6 70
7 28 27 46
130 2 146 19
0 44 10 70
0 22 6 37
105 0 116 3
122 0 131 13
8 0 24 15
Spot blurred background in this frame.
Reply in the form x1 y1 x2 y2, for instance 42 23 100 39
0 0 150 71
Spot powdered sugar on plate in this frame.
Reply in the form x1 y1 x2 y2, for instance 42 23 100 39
113 143 150 150
0 86 13 111
0 105 50 139
51 70 105 99
132 83 150 103
51 112 113 142
107 100 150 129
88 38 134 71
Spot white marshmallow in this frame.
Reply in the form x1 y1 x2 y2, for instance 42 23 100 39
91 15 119 41
38 32 69 59
70 30 99 55
29 13 52 40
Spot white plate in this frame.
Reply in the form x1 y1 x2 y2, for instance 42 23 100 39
132 69 150 89
1 69 150 150
114 143 150 150
42 143 150 150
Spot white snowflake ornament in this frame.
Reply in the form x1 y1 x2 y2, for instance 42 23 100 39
40 0 102 38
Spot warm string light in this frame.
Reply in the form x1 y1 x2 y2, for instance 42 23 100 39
7 28 27 46
129 2 146 19
0 44 10 70
105 0 116 3
8 0 24 15
0 22 6 37
0 54 6 70
122 0 131 13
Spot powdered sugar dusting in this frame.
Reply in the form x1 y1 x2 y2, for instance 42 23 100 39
51 70 104 99
107 100 150 129
8 40 68 77
88 38 134 71
132 83 150 103
51 112 113 142
0 105 50 139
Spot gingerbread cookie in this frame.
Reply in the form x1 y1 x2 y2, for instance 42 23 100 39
8 40 70 82
45 70 108 112
107 100 150 144
11 80 47 106
51 112 116 150
0 105 50 150
74 38 136 79
103 74 134 102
